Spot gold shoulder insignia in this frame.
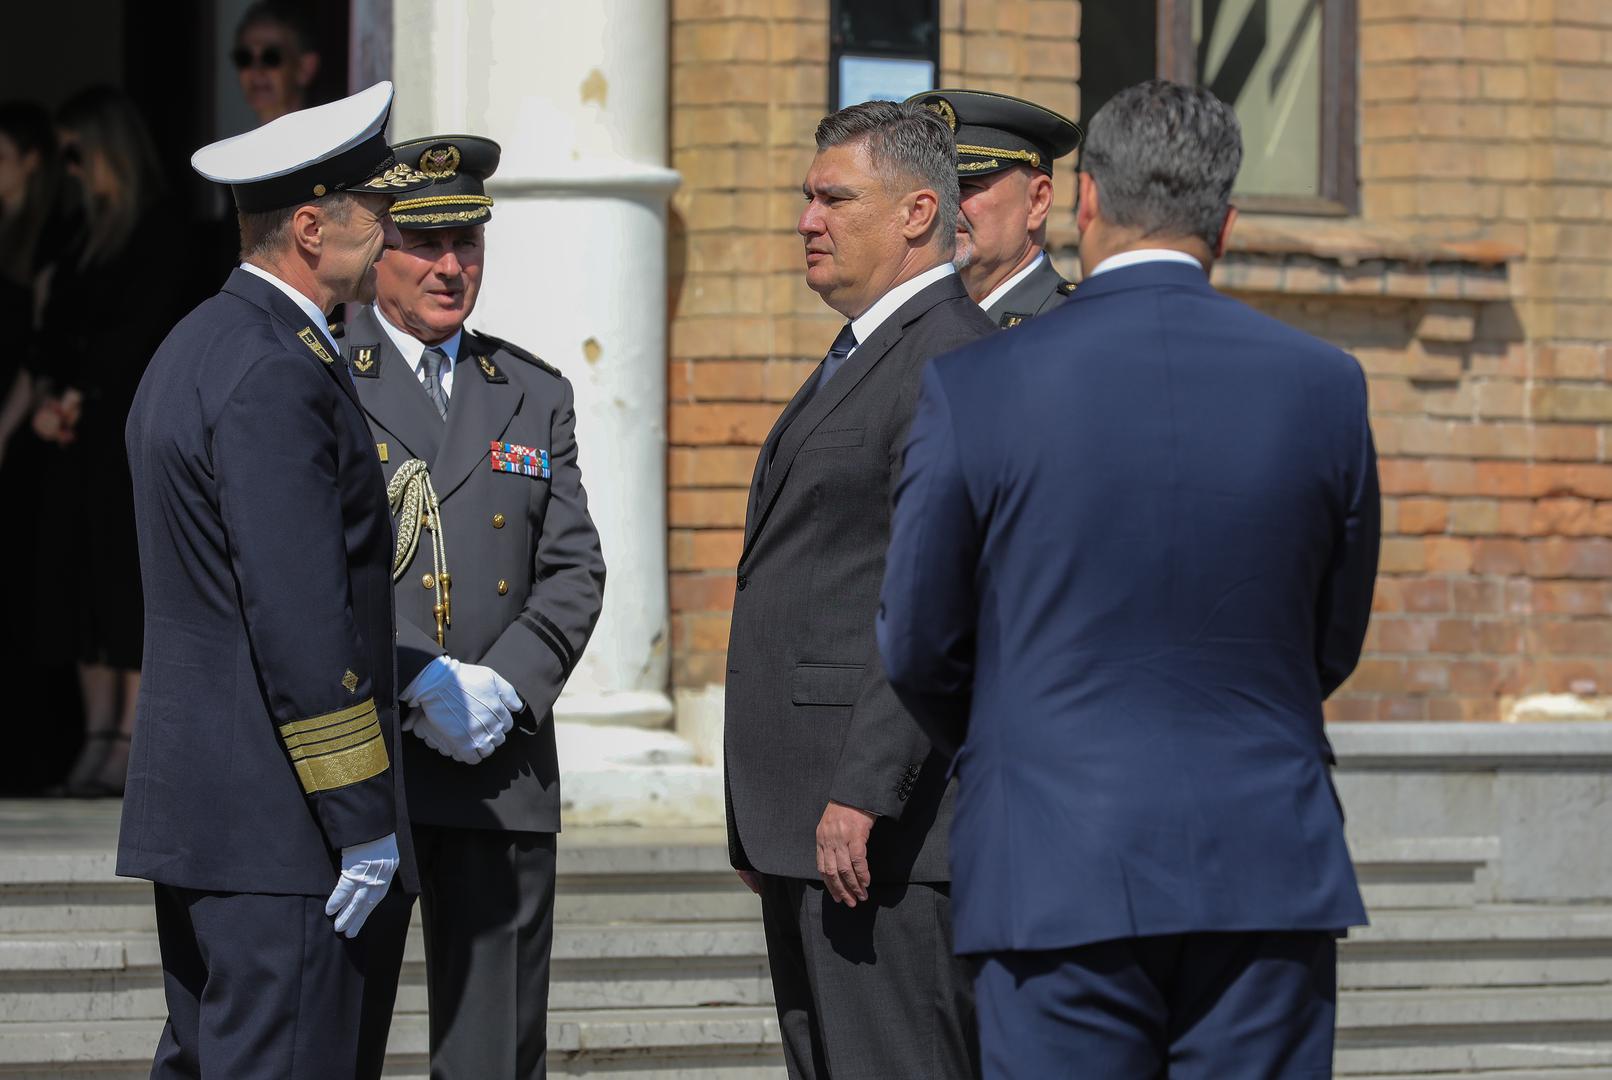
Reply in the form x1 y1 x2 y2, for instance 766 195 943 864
297 327 334 364
471 331 562 379
1057 280 1077 295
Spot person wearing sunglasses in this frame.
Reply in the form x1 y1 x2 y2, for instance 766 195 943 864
233 1 322 127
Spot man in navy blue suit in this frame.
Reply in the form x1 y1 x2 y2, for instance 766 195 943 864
878 80 1380 1078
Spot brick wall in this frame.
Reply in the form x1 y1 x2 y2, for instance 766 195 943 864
668 0 1612 723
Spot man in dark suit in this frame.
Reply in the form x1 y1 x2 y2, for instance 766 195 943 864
879 80 1380 1078
906 90 1082 328
725 99 995 1080
121 83 435 1079
333 133 605 1078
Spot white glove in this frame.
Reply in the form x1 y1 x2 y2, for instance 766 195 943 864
401 656 522 764
325 832 399 938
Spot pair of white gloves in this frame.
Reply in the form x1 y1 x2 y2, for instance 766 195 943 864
401 655 524 764
325 657 524 937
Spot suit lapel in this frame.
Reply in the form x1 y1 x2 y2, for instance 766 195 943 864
222 268 361 411
429 340 523 501
345 306 445 465
740 274 966 565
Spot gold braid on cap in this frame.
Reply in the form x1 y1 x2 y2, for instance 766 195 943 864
956 143 1041 169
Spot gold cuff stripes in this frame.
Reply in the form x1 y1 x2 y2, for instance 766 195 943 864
278 699 390 795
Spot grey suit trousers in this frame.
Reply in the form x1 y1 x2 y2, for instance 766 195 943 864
759 874 978 1080
413 825 557 1079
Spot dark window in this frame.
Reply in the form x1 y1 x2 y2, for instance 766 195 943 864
1081 0 1358 215
829 0 941 111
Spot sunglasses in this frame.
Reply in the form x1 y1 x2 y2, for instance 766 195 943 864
231 46 287 70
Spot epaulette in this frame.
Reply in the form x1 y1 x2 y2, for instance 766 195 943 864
1056 280 1077 296
471 330 562 379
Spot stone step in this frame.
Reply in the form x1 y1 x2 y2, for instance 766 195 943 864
1336 1038 1612 1076
0 921 773 1022
0 1008 788 1078
1350 836 1500 911
1340 986 1612 1031
1340 906 1612 990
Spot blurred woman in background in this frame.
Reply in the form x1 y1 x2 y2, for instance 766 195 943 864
0 101 56 471
34 86 183 796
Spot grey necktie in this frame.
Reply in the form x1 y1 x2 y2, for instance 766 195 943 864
420 346 450 419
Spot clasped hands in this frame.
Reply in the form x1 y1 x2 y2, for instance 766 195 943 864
402 655 523 764
737 800 877 907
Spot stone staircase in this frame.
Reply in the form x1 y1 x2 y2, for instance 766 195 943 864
1 803 1609 1077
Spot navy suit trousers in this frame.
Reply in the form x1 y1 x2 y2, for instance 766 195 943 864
973 932 1338 1079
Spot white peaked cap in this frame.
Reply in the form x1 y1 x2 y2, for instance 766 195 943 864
191 81 431 212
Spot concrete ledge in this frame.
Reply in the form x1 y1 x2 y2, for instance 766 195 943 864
1332 722 1612 769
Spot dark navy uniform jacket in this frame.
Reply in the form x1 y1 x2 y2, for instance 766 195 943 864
336 305 604 834
879 260 1378 954
120 268 414 897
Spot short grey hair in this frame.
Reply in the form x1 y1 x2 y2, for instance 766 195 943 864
237 190 357 260
1082 80 1242 248
815 100 959 246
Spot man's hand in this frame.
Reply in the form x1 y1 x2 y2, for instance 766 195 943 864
736 869 762 895
816 800 876 906
325 832 399 938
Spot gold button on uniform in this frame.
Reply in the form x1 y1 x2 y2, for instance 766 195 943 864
492 513 505 529
497 580 509 595
422 573 435 589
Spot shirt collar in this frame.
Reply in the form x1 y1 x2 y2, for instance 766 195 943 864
373 304 462 375
849 261 957 348
1086 248 1205 278
240 262 329 335
979 250 1046 315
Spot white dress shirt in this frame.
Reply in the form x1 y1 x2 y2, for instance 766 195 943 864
845 261 958 356
978 250 1047 316
374 304 462 398
1086 248 1205 278
239 262 330 335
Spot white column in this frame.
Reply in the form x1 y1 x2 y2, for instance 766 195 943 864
389 1 719 823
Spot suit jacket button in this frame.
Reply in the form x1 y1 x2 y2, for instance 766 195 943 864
736 575 748 591
422 573 435 589
492 513 505 529
497 580 509 595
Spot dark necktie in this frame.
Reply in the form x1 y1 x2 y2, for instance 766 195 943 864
420 346 450 419
817 322 857 392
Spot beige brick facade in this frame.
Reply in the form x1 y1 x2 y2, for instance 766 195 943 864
668 0 1612 722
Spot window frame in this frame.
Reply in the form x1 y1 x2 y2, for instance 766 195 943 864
1156 0 1358 216
827 0 942 113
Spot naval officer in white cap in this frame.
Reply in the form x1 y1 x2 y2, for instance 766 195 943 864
119 81 440 1080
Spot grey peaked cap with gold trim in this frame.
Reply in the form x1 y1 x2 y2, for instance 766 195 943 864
906 88 1083 177
387 134 503 228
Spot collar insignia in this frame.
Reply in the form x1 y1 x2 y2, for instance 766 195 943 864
298 327 334 364
349 344 379 377
478 355 507 383
999 312 1030 329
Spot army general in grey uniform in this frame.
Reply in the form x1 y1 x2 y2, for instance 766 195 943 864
908 90 1083 327
333 134 605 1079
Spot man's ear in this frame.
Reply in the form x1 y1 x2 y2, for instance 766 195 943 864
1026 171 1055 231
902 188 940 241
1075 172 1099 235
1213 205 1238 260
291 204 323 257
296 51 321 91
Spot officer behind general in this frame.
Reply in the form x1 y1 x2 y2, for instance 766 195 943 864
906 89 1082 328
333 133 605 1079
120 83 435 1079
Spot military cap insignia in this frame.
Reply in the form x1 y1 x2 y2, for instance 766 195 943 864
999 311 1030 329
349 344 380 376
342 669 359 694
418 145 462 178
298 327 335 364
924 97 959 132
477 355 508 383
